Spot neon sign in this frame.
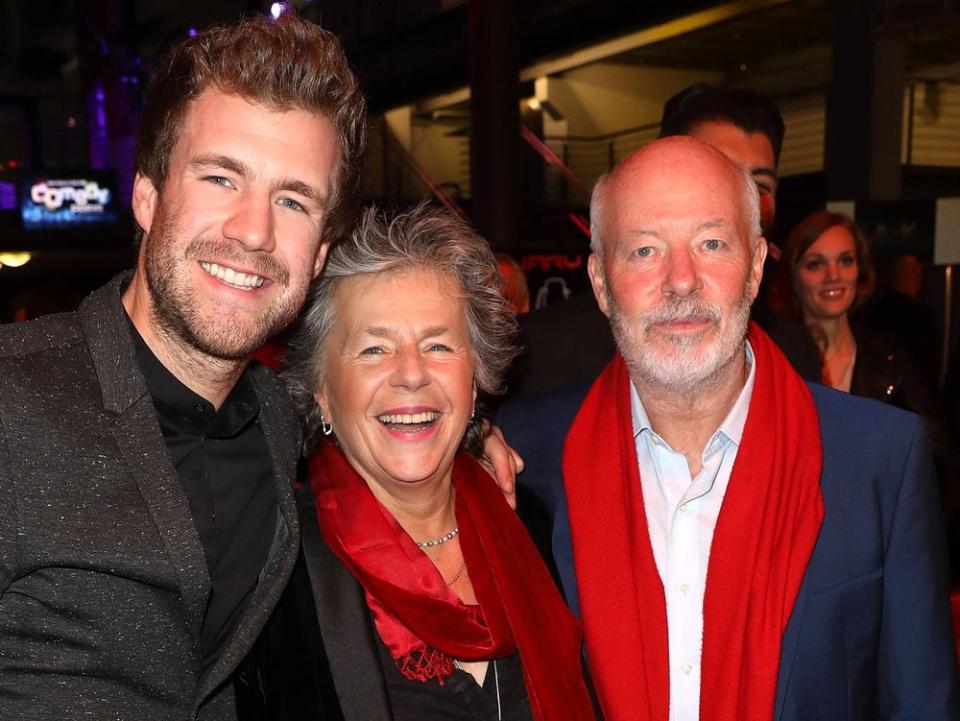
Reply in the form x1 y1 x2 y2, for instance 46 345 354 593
30 180 110 212
21 172 120 230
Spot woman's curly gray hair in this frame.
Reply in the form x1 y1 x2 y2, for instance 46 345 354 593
283 202 519 453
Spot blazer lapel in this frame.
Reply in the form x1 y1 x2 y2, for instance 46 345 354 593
298 484 392 721
194 371 302 706
80 276 211 641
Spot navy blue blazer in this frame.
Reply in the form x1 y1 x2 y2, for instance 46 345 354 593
497 382 960 721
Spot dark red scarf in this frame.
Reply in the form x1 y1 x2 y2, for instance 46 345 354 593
562 323 824 721
309 443 595 721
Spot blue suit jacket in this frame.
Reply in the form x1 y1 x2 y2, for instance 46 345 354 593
497 382 959 720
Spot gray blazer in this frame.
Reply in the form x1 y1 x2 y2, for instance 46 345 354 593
0 275 302 720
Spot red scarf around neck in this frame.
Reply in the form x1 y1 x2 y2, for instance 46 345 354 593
309 443 595 721
562 323 824 721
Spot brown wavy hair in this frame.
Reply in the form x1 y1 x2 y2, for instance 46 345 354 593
135 13 367 245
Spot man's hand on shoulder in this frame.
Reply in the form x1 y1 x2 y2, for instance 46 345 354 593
478 422 524 510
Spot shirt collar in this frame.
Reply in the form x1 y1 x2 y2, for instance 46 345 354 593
125 314 260 438
630 341 756 450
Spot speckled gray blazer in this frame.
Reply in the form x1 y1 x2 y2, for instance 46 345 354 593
0 274 302 721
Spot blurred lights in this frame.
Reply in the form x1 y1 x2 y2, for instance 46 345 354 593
269 3 289 19
187 27 198 37
526 97 541 111
0 253 32 269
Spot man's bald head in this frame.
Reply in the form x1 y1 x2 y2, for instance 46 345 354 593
585 136 767 393
589 136 762 259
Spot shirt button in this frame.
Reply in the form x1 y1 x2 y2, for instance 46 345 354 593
682 664 693 675
193 403 205 415
678 503 688 513
680 583 690 595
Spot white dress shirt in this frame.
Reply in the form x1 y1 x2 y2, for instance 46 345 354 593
629 343 756 721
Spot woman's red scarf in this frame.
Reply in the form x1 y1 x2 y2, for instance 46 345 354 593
309 443 595 721
562 323 824 721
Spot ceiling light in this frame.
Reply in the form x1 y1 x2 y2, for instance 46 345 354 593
0 252 31 268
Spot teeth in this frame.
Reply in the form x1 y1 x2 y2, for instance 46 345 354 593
377 412 442 425
200 262 265 289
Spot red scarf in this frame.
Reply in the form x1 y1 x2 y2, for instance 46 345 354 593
563 323 824 721
309 443 595 721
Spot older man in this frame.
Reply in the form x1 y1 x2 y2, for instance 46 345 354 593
497 137 958 721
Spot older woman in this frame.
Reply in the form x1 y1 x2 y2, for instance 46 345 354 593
240 204 595 721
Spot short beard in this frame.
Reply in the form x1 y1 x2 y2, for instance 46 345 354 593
607 286 752 394
144 205 300 362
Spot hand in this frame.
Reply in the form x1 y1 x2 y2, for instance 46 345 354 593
479 422 524 510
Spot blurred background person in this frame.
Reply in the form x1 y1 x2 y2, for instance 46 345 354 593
495 251 531 315
241 204 595 721
659 83 822 382
867 253 942 383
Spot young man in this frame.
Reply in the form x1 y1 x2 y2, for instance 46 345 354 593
498 137 958 720
0 15 366 720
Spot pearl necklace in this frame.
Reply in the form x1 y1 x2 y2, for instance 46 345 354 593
415 526 459 548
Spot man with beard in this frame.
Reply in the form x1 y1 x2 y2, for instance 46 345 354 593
0 14 518 721
496 137 958 720
511 84 819 397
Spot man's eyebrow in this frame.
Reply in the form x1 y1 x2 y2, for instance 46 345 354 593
187 155 327 208
274 178 327 209
696 219 728 232
420 326 451 339
622 229 662 240
752 167 777 181
188 154 249 177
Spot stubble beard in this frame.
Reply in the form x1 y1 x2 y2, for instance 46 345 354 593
144 205 304 362
607 285 752 394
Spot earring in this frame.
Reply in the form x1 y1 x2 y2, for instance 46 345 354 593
320 413 333 436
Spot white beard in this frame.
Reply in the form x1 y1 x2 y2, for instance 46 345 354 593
607 287 751 393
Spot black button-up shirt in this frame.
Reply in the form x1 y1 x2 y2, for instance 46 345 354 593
128 321 279 671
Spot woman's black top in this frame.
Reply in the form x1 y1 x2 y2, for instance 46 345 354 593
374 632 533 721
235 485 568 721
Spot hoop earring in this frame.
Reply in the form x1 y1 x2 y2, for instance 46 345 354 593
320 413 333 436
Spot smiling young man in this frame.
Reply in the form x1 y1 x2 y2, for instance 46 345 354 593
0 15 365 720
496 137 958 721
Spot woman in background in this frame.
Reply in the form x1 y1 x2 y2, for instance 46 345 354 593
772 210 929 405
771 210 959 580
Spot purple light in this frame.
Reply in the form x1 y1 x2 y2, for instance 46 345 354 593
187 27 198 38
269 2 288 19
95 83 107 132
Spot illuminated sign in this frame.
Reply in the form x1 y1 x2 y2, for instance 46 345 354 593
20 172 120 230
0 180 15 211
